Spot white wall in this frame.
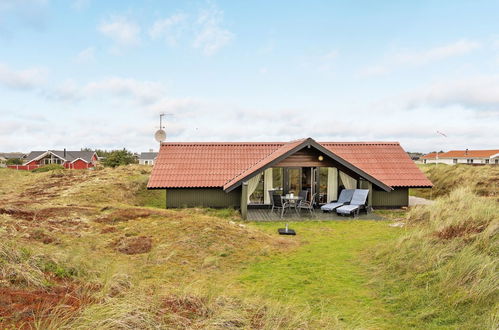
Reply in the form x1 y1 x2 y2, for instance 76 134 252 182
422 157 497 165
139 159 155 165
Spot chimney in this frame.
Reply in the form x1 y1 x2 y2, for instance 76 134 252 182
465 148 468 155
64 148 66 158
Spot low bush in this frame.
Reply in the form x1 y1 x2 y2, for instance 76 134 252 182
32 164 65 172
372 188 498 328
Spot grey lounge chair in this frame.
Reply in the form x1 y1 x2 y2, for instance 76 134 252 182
320 189 355 212
336 189 369 217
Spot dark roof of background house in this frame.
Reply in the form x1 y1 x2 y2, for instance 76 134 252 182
0 152 25 159
25 150 96 163
139 152 158 160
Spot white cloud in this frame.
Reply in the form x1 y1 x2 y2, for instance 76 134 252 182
193 6 233 55
362 39 481 76
405 75 499 110
0 63 46 90
149 13 187 45
84 77 166 105
394 39 481 65
75 47 95 63
98 16 141 47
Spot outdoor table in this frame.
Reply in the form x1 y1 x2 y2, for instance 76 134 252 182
282 195 304 215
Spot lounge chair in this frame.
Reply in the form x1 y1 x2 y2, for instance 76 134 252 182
320 189 355 212
336 189 369 217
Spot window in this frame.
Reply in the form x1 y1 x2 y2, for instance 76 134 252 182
495 159 499 164
272 168 283 191
453 159 457 164
287 168 301 194
467 159 473 164
485 159 489 164
318 167 329 204
424 159 427 164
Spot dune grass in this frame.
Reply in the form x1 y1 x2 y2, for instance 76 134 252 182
411 164 499 199
371 188 499 329
1 166 497 329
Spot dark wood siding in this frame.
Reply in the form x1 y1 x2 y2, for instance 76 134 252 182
166 188 241 208
372 188 408 207
275 149 335 167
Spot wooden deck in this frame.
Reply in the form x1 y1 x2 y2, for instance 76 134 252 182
247 207 384 222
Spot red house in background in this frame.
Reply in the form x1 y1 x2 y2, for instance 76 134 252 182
9 150 98 170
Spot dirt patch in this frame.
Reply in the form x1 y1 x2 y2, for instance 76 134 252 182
114 236 152 254
0 206 95 222
100 226 118 234
0 208 35 221
0 286 82 328
161 295 211 327
434 223 486 240
96 208 161 224
28 229 58 244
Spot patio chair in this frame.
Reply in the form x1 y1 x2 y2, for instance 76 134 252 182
271 193 290 218
298 190 309 201
320 189 355 212
336 189 369 217
268 190 276 209
298 192 317 215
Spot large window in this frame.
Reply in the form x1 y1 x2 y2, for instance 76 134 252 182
288 168 301 194
272 168 283 191
318 167 328 204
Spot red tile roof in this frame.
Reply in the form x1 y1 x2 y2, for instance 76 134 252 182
442 150 499 158
148 138 432 189
422 150 499 159
421 152 438 159
321 142 432 188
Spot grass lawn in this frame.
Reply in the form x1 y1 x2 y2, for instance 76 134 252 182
239 220 403 329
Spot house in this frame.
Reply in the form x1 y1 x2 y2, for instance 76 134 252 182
0 152 25 161
420 149 499 165
139 151 158 165
147 138 432 219
8 150 98 170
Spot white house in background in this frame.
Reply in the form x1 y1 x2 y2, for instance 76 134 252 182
420 149 499 165
139 151 158 165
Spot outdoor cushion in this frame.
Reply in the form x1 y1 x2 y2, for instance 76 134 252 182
320 189 355 212
336 189 369 215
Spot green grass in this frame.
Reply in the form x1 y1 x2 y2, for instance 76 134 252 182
239 220 403 328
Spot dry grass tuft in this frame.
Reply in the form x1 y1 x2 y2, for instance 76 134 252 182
372 187 499 328
113 236 153 255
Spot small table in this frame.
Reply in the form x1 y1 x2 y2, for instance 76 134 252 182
282 196 304 215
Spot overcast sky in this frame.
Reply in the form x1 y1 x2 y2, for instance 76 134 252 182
0 0 498 153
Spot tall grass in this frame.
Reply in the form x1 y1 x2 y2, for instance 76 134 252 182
372 188 498 328
412 164 499 199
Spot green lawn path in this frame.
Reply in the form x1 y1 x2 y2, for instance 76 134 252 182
239 220 402 329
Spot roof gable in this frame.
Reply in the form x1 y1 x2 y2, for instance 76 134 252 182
222 138 392 192
24 150 96 164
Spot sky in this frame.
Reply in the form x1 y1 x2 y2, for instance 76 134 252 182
0 0 498 153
